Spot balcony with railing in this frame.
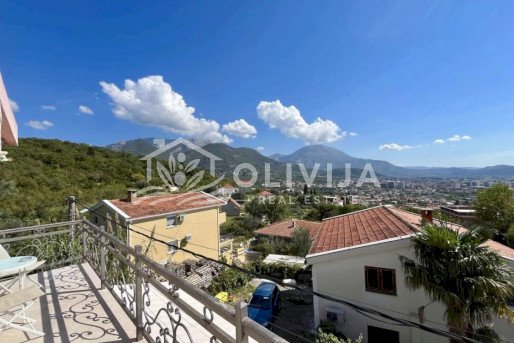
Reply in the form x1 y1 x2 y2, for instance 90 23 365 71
0 220 288 343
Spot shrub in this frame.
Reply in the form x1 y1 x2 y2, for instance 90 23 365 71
316 330 362 343
247 260 303 280
208 268 251 295
316 321 362 343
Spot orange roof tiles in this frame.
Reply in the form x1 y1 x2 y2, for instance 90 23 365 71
310 206 416 254
390 207 514 261
309 206 514 261
109 192 225 219
255 219 322 239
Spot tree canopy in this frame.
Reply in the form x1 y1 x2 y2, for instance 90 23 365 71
400 223 514 341
474 183 514 245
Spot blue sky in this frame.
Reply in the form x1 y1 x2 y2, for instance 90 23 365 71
1 1 514 167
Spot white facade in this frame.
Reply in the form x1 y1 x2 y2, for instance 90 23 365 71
307 238 514 343
214 186 238 198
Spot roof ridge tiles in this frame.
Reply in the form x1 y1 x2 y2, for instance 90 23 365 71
383 205 421 233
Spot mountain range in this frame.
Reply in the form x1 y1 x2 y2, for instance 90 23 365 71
106 138 514 178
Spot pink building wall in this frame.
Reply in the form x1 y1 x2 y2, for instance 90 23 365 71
0 72 18 146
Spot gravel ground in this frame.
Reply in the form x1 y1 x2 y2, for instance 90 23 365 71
271 288 315 342
249 279 315 342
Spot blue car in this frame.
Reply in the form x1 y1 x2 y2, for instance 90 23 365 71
248 282 281 328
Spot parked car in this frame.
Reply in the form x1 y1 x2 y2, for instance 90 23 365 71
248 282 281 328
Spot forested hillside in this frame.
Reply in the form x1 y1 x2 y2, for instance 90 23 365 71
0 138 148 227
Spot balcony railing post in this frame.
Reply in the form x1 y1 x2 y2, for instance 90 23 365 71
100 225 106 289
81 220 87 262
135 245 144 341
67 196 76 240
235 300 249 343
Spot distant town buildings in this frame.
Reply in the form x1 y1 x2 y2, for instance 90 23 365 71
440 205 477 223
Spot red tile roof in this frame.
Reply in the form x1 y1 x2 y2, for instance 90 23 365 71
259 191 273 197
254 219 322 239
109 192 225 219
309 206 514 261
310 206 416 254
390 207 514 261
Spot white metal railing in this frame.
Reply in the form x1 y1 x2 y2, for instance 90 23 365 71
0 220 288 343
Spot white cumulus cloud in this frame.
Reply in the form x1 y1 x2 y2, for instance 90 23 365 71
222 119 257 138
447 134 471 142
8 99 19 112
256 146 264 151
100 75 231 144
256 100 343 144
379 143 412 151
26 120 54 130
41 105 57 111
78 105 94 115
349 132 358 136
434 139 445 144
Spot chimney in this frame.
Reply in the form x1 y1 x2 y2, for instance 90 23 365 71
127 189 137 203
420 208 433 224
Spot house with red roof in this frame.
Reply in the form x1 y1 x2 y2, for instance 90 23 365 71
306 206 514 343
258 190 273 198
254 219 321 241
88 190 230 264
214 183 239 198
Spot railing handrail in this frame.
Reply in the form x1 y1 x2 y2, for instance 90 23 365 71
82 220 237 321
3 219 290 343
0 220 83 234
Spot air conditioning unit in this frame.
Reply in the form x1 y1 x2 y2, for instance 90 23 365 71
178 214 186 222
184 234 192 242
326 306 345 323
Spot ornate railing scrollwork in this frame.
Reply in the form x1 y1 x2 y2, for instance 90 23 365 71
3 219 289 343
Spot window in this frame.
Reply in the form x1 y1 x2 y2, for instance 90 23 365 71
365 266 396 295
368 326 399 343
166 215 177 228
167 239 178 254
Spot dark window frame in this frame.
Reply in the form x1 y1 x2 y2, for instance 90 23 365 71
365 266 397 295
368 325 399 343
166 214 177 228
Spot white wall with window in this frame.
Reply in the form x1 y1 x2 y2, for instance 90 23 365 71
307 239 514 343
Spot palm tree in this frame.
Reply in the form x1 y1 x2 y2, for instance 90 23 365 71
399 224 514 342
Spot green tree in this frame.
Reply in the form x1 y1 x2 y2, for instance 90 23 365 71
399 224 514 341
303 203 366 221
245 197 288 223
288 228 312 256
474 183 514 234
220 215 263 237
231 190 247 200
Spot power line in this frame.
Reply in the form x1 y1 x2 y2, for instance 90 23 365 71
77 200 480 343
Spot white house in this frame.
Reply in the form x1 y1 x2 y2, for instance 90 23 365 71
214 184 239 198
306 206 514 343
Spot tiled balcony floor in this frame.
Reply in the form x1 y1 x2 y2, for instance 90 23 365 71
0 263 147 343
